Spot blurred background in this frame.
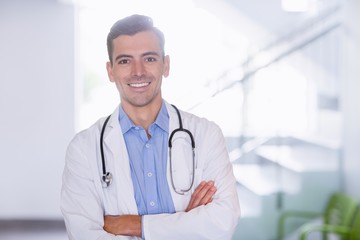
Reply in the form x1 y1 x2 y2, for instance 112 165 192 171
0 0 359 239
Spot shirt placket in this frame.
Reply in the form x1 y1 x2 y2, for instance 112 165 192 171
143 132 159 214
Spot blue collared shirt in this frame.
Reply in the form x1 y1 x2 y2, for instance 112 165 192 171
118 102 175 217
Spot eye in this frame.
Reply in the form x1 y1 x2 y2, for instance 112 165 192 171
145 57 157 63
118 59 130 64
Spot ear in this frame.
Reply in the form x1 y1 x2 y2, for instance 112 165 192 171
106 61 115 82
163 55 170 78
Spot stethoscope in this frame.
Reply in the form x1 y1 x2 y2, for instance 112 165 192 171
100 104 195 195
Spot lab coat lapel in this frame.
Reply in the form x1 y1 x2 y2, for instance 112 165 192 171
103 108 138 214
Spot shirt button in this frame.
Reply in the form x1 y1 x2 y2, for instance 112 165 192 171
145 143 151 148
150 201 155 207
135 127 140 130
147 172 153 177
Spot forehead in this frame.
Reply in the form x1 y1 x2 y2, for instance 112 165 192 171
112 31 162 55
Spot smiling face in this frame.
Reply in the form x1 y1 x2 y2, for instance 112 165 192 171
106 30 170 112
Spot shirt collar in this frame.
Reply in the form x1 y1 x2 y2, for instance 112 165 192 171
155 101 169 133
118 101 169 134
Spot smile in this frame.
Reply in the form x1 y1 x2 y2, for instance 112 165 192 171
128 82 150 88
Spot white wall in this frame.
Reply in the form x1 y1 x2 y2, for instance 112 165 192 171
341 0 360 200
0 0 75 219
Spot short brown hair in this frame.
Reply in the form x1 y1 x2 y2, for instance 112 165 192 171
106 14 165 64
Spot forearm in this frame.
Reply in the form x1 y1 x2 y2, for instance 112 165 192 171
103 203 237 240
103 180 216 238
103 215 142 237
142 165 240 239
143 202 239 240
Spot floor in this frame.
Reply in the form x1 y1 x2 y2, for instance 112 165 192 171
0 220 68 240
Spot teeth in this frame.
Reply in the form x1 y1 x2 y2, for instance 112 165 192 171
129 82 149 88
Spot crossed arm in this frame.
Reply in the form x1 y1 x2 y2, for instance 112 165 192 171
103 180 217 237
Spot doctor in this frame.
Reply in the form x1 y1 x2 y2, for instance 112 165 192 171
61 14 240 240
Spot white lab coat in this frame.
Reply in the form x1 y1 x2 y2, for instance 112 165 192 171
61 101 240 240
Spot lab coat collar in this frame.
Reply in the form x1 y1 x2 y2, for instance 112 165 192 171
165 100 179 134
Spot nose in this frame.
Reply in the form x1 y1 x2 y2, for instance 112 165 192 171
131 60 145 77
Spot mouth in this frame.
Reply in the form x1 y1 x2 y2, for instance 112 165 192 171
128 82 150 88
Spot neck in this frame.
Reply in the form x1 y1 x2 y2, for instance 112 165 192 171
122 100 163 131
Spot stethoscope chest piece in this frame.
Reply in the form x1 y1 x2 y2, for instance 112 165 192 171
102 172 113 188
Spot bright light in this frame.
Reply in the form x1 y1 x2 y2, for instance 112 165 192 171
77 0 248 131
77 0 313 139
246 63 312 136
281 0 310 12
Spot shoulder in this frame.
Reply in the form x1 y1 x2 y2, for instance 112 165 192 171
71 106 119 144
187 111 223 137
182 110 214 126
74 118 102 140
67 115 110 150
175 107 223 137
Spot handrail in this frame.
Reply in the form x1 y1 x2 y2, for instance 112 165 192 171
188 5 342 111
229 136 271 162
211 22 341 98
243 4 341 66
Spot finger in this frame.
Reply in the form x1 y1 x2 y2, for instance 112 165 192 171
187 181 207 207
186 181 209 212
192 181 207 196
190 181 211 206
196 182 216 205
199 185 216 205
190 181 215 207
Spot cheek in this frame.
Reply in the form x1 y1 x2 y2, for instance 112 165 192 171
112 71 128 84
113 80 125 94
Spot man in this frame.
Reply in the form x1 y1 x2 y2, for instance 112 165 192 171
61 14 240 240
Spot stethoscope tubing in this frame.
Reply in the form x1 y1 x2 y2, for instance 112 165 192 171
100 104 195 194
100 114 112 187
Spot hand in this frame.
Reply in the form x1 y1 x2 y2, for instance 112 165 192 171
185 180 217 212
103 215 141 237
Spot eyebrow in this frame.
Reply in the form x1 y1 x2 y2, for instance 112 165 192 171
114 51 161 62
